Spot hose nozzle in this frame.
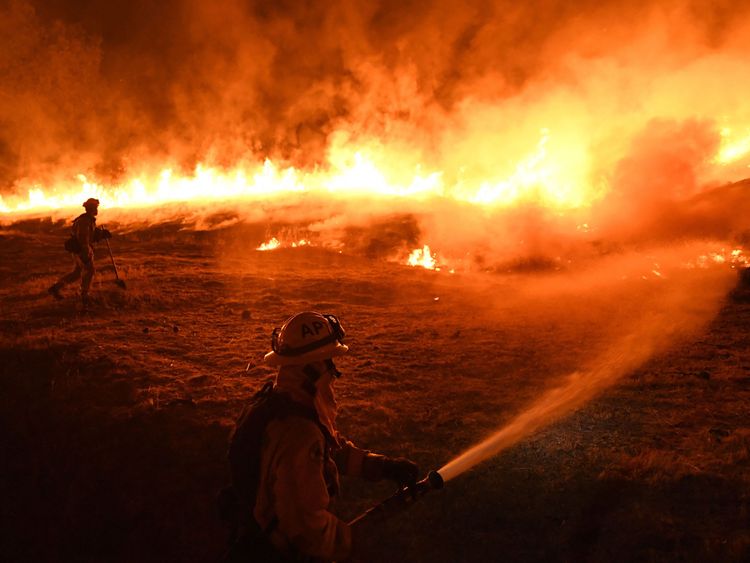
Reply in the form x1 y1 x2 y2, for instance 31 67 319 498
349 470 444 526
411 470 444 496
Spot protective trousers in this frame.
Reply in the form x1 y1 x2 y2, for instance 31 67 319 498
55 253 95 301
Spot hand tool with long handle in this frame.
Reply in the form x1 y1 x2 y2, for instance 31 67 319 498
104 237 127 289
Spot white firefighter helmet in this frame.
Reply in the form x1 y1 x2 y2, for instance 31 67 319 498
263 311 348 366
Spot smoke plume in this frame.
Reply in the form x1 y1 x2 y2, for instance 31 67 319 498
2 0 749 183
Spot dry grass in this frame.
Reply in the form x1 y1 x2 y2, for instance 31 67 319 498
1 219 749 562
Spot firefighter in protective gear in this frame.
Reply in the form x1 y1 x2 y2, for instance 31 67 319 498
48 198 112 306
223 312 419 562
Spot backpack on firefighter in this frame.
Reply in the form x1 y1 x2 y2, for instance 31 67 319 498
63 215 85 254
63 212 111 254
218 381 331 562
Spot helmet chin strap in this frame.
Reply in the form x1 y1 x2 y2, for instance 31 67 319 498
325 358 342 379
302 364 321 396
300 360 342 395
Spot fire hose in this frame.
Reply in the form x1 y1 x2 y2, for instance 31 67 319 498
348 470 444 527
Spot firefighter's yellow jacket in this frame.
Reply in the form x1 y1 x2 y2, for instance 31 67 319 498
253 364 373 561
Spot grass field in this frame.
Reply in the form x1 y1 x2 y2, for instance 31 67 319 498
1 215 749 562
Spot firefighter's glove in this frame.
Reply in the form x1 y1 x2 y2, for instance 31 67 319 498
381 457 419 489
97 228 112 240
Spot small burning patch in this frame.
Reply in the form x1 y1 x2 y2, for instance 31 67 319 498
407 245 438 270
256 237 312 251
256 237 281 251
688 248 748 269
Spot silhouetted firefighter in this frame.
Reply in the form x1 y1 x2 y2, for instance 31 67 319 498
48 198 112 307
219 311 419 562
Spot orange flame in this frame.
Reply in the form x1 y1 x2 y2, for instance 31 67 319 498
716 128 750 165
0 129 605 216
256 237 281 251
0 115 748 220
256 237 312 251
690 248 748 269
407 245 438 270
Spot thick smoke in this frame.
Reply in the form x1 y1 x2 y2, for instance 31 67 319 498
2 0 749 185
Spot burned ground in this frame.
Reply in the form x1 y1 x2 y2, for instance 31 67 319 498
1 219 749 562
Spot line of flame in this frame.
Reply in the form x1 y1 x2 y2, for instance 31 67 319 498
0 131 595 215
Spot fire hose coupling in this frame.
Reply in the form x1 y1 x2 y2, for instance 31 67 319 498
348 470 444 526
